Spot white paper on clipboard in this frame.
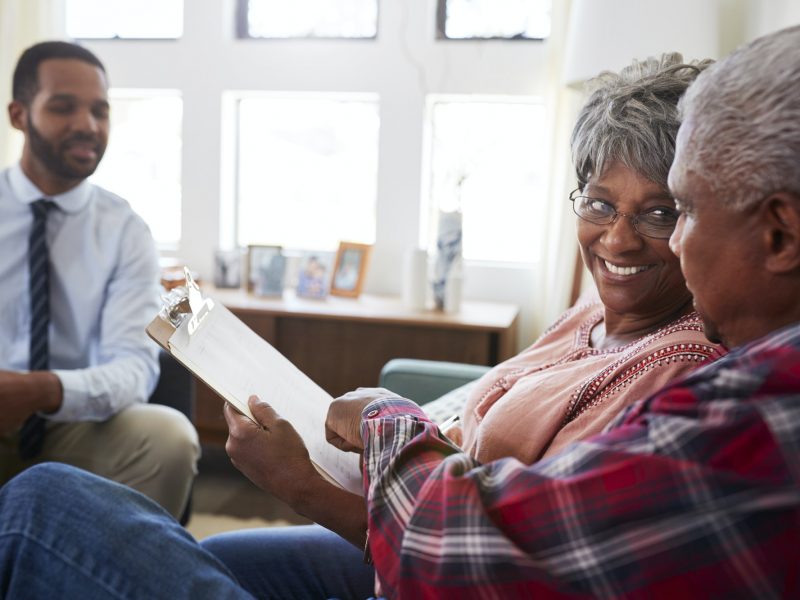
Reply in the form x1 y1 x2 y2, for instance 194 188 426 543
148 276 362 496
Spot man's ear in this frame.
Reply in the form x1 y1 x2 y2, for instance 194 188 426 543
7 100 27 132
763 193 800 273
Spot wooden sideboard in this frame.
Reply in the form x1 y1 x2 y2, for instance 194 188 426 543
193 286 519 444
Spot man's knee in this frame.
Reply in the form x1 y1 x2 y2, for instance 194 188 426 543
119 404 200 470
110 404 200 518
2 463 70 498
0 463 95 518
143 404 200 463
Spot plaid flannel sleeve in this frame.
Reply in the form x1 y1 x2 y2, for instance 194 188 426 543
360 391 799 599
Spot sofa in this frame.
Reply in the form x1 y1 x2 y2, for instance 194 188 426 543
378 358 490 424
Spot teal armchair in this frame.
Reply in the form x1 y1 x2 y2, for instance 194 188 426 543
378 358 491 423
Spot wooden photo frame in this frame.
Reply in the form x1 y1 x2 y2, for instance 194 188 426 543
247 245 285 295
330 242 372 298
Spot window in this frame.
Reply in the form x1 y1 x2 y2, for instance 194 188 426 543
233 93 379 250
65 0 183 39
90 90 182 246
437 0 551 40
423 95 547 263
237 0 378 39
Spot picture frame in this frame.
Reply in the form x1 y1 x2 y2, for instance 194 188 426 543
247 245 285 296
330 241 372 298
213 248 243 289
295 251 334 299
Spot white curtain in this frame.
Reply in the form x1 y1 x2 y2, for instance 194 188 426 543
529 0 589 336
0 0 64 167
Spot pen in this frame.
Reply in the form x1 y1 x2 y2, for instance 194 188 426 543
439 413 460 433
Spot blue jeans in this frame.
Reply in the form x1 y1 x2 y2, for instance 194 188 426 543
0 463 253 599
201 525 375 599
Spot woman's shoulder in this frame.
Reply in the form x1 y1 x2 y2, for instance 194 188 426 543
644 312 725 357
538 300 604 340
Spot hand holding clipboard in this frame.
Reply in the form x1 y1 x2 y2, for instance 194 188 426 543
146 269 362 495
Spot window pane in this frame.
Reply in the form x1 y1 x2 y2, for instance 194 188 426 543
236 94 379 249
242 0 377 38
440 0 551 39
90 91 182 246
66 0 183 39
425 96 547 263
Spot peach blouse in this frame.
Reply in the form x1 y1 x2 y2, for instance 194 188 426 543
460 301 725 464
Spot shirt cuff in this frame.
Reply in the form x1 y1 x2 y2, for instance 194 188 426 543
360 396 429 423
48 369 90 421
360 397 433 493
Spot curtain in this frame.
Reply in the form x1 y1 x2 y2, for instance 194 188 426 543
529 0 589 336
0 0 64 167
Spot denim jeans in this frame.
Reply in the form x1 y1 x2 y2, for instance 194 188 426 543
0 463 252 599
201 525 375 599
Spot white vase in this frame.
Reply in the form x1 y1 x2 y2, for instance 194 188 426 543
432 210 463 311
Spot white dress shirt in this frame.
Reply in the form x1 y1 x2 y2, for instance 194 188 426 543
0 163 161 421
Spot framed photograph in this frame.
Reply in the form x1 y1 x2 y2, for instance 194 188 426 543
330 242 372 298
213 249 243 289
247 245 284 295
296 252 333 299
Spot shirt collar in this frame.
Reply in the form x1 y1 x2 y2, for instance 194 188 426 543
8 162 92 214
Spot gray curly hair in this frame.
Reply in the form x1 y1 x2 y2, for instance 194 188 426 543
676 25 800 211
570 52 713 191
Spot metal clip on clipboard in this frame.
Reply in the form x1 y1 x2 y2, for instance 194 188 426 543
148 267 216 351
158 268 214 328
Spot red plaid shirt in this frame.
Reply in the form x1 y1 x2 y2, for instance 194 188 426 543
361 323 800 599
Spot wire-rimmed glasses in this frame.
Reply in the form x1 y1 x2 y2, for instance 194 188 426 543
569 189 679 239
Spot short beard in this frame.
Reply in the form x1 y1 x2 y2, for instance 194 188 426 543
26 114 104 181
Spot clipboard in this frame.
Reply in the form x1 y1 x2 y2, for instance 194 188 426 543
147 269 363 496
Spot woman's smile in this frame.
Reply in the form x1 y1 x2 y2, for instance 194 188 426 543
600 259 654 277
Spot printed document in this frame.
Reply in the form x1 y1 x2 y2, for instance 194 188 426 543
167 303 363 496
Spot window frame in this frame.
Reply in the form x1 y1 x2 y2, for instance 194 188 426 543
435 0 550 41
235 0 380 40
421 93 548 265
228 90 381 251
90 88 184 249
64 0 184 40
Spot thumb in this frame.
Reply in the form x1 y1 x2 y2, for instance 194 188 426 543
248 395 279 429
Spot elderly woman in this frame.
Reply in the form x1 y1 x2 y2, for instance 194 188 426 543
457 53 722 463
0 54 724 599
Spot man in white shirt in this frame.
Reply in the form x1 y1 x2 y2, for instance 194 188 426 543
0 40 198 519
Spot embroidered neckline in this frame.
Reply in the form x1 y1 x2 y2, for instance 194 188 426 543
562 309 718 427
573 304 704 357
476 306 707 410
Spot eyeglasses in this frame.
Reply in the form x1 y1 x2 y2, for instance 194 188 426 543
569 189 679 239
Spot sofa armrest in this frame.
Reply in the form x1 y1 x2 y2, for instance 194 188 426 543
378 358 491 406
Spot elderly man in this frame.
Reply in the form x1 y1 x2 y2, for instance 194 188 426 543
0 26 798 599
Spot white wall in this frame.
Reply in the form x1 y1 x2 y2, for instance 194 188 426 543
76 0 800 351
746 0 800 40
82 0 548 348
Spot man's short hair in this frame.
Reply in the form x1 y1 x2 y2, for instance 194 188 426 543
12 40 106 106
678 25 800 210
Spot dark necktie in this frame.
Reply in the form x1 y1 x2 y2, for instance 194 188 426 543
19 199 53 459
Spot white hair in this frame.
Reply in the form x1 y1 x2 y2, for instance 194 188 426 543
571 53 712 190
678 25 800 210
